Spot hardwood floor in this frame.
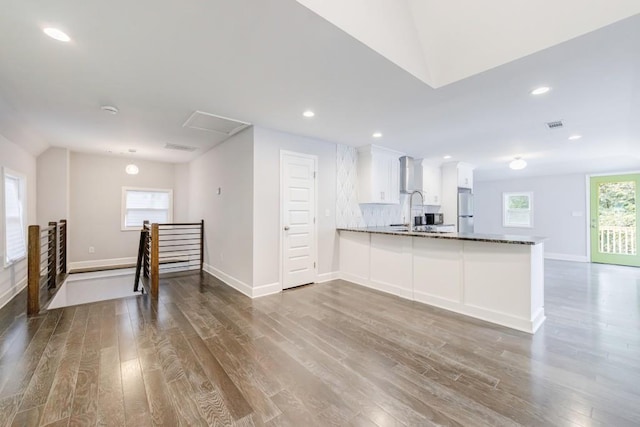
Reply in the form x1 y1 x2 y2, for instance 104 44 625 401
1 260 639 426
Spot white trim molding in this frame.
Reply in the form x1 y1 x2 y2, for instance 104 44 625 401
0 277 27 310
69 257 137 271
317 271 340 283
544 252 589 263
204 264 279 298
204 263 253 297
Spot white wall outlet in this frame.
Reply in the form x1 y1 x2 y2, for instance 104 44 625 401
88 246 95 254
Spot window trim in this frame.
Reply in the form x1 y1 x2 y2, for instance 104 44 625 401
3 167 27 267
502 191 533 228
121 186 173 231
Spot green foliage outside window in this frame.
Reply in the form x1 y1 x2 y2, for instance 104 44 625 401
598 182 636 227
508 195 530 210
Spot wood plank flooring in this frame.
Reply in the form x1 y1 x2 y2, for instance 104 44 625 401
1 260 639 426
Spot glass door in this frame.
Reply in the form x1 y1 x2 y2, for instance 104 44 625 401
590 174 640 267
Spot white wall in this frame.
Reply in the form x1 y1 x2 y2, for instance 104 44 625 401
37 147 70 225
253 127 338 289
173 163 190 222
474 174 588 261
187 128 254 288
0 134 37 308
69 152 176 267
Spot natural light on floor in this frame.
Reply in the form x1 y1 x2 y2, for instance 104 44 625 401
47 269 140 309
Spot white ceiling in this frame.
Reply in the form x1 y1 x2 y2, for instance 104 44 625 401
0 0 639 180
297 0 640 88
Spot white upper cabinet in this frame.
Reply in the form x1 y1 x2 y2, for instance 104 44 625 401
457 162 474 189
421 163 442 205
357 145 403 204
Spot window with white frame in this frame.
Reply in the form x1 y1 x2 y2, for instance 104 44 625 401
122 187 173 230
503 192 533 228
4 169 27 265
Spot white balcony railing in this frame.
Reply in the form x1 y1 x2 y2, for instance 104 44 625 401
599 226 637 255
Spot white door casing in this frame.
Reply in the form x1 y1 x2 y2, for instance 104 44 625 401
281 151 317 289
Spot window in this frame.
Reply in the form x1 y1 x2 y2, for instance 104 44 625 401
503 192 533 228
122 187 173 230
4 169 27 265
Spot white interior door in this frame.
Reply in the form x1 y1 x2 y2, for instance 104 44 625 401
281 152 317 289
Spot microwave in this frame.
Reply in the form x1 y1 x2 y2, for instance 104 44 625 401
425 213 444 225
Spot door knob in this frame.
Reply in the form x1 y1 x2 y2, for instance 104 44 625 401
284 226 290 231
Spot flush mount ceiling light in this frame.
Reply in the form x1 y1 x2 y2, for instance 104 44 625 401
125 164 139 175
302 110 315 118
101 105 119 114
530 86 551 96
372 132 383 138
443 155 452 159
43 27 71 42
509 157 527 170
568 134 582 141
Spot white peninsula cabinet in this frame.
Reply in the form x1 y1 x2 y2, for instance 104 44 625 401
338 228 546 334
357 145 403 204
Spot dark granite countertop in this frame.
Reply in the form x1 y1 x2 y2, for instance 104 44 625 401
337 226 546 245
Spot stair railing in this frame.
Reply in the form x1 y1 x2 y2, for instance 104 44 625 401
27 219 68 315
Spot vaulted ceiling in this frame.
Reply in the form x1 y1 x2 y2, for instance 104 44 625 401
1 0 639 179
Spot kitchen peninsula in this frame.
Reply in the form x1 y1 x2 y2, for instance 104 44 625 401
338 227 546 333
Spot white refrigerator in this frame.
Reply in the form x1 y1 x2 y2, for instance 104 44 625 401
458 190 474 233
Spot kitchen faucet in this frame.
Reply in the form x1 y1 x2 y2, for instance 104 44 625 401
408 190 424 232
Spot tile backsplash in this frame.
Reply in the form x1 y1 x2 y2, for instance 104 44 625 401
336 144 411 227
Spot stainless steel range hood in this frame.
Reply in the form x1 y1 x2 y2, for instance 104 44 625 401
399 156 415 194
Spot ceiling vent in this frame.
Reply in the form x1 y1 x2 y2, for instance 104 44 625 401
545 120 564 130
183 111 250 136
164 143 198 152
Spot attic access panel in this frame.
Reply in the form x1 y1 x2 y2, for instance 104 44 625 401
183 111 250 136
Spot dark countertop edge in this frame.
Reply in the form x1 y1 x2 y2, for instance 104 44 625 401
337 227 546 245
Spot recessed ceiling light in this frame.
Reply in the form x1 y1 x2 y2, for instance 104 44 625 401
443 155 452 159
302 110 315 118
530 86 550 96
568 134 582 141
509 157 527 170
372 132 383 138
43 27 71 42
125 164 139 175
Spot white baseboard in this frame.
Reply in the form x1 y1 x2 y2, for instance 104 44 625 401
341 275 541 334
69 257 137 271
531 308 546 334
67 268 136 281
203 263 253 298
0 277 27 310
253 282 281 298
545 253 588 262
317 271 340 283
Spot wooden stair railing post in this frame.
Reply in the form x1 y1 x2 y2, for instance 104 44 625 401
151 223 159 297
59 219 67 275
27 225 41 315
48 222 57 289
200 219 204 272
